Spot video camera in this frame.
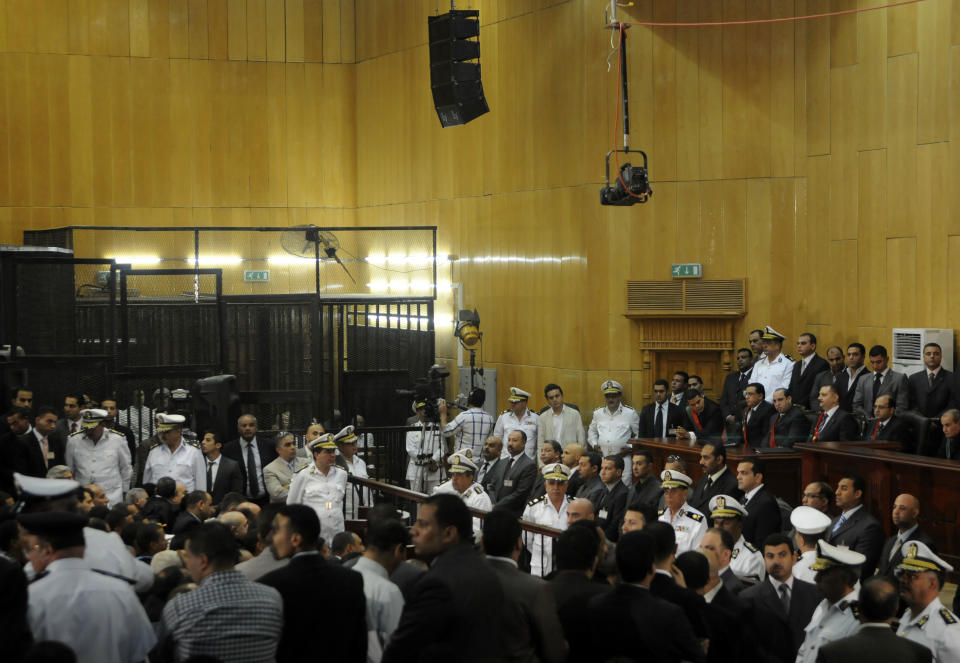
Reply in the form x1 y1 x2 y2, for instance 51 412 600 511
396 364 450 423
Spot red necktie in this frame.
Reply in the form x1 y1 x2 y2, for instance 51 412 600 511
812 413 825 442
871 421 881 440
691 410 702 430
743 408 750 443
769 419 777 447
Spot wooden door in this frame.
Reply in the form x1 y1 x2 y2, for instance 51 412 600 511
656 351 724 402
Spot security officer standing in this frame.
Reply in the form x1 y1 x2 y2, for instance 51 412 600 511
521 463 572 577
751 326 794 403
333 425 370 519
896 540 960 662
64 409 132 506
142 414 206 491
493 387 539 460
656 470 706 554
433 451 492 511
708 494 764 583
406 400 443 494
587 380 639 485
795 540 865 663
287 432 348 543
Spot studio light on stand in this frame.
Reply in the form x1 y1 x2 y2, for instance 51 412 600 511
454 309 483 392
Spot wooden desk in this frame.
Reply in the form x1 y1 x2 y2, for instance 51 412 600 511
797 442 960 571
632 438 902 508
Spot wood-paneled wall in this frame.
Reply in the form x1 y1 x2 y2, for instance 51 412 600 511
2 0 958 416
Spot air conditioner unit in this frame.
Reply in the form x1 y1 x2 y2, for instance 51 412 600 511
891 328 954 375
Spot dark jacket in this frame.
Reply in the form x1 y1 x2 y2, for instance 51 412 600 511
140 496 179 532
824 506 885 580
650 570 710 640
16 430 66 478
741 576 821 663
207 454 244 505
861 415 913 448
486 558 567 663
768 407 811 447
625 474 662 510
259 553 367 663
908 368 952 417
837 368 869 413
491 453 537 516
688 466 741 515
680 399 724 439
741 401 777 447
639 401 684 438
791 355 830 410
706 584 751 662
596 480 628 542
383 544 506 663
742 486 782 549
809 408 860 442
876 527 936 579
720 368 753 420
222 437 277 497
816 624 932 663
587 582 706 663
550 570 611 663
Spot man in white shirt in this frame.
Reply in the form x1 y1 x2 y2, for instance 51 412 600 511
537 383 585 446
335 425 371 519
143 414 206 492
789 505 831 584
64 409 132 506
587 380 639 485
353 518 408 662
494 387 539 460
751 326 794 403
896 540 960 662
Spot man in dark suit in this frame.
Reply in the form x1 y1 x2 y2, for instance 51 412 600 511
808 346 846 410
587 529 706 663
384 494 506 663
669 371 690 408
741 533 821 663
474 436 504 500
140 477 181 531
736 458 782 549
677 390 724 443
646 522 711 644
596 455 628 541
837 343 869 412
481 510 567 663
259 504 366 663
935 409 960 459
909 343 952 456
625 449 662 510
200 431 243 506
790 333 830 410
639 379 684 438
768 388 812 447
853 345 910 417
222 414 276 506
741 383 777 447
720 347 755 422
816 576 932 663
53 393 85 440
862 394 913 448
876 493 937 579
810 384 860 442
550 522 611 661
16 407 66 478
573 452 605 511
825 473 885 580
490 430 537 515
170 490 213 549
688 442 741 513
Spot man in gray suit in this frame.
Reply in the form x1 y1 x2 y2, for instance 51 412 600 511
853 345 909 418
481 509 567 663
825 473 884 581
490 430 537 516
263 433 309 503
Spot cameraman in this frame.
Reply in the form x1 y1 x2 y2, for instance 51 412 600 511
406 400 443 494
438 388 494 457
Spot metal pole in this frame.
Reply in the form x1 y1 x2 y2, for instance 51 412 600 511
620 25 629 151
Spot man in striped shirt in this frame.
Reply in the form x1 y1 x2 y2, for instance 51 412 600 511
439 388 494 457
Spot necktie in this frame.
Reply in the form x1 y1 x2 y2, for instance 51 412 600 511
929 372 936 388
478 461 489 484
871 421 881 440
246 443 260 496
779 584 791 613
71 422 78 434
889 535 902 561
739 373 748 391
831 513 847 535
769 418 778 447
812 413 827 442
206 461 214 492
41 436 50 469
654 405 664 438
873 373 882 397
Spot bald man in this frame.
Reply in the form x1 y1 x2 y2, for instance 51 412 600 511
566 498 595 527
876 494 936 578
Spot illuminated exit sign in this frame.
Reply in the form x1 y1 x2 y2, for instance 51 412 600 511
244 270 270 282
671 263 702 279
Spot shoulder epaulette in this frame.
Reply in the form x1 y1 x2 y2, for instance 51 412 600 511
941 608 958 625
438 478 450 486
916 615 930 628
107 428 122 436
187 439 201 449
731 549 740 559
657 508 665 516
848 601 862 620
69 429 84 436
294 464 307 473
622 404 636 411
148 440 161 449
473 485 483 495
684 511 703 522
527 494 547 507
500 409 509 415
743 541 758 553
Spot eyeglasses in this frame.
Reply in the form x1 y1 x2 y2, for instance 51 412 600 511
666 455 682 463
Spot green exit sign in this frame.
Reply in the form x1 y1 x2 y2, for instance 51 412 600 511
244 270 270 282
671 263 702 279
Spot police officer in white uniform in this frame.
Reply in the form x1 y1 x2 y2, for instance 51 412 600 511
333 425 370 520
521 462 572 577
142 414 206 491
790 506 832 584
587 380 639 485
64 409 132 506
896 540 960 662
493 387 539 460
432 450 491 536
657 470 706 555
751 326 794 403
795 540 865 663
709 494 764 582
406 400 443 494
287 432 348 543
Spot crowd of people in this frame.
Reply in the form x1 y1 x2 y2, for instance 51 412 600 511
0 322 959 661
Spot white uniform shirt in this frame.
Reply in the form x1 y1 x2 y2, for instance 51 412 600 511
354 555 405 663
432 480 491 534
898 597 960 663
65 429 132 506
28 557 156 663
405 424 442 489
287 463 348 542
494 408 540 460
793 549 818 584
795 587 861 663
521 494 570 577
751 353 794 403
339 453 370 520
143 439 206 491
658 502 707 555
730 534 765 581
442 407 495 456
588 404 640 483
